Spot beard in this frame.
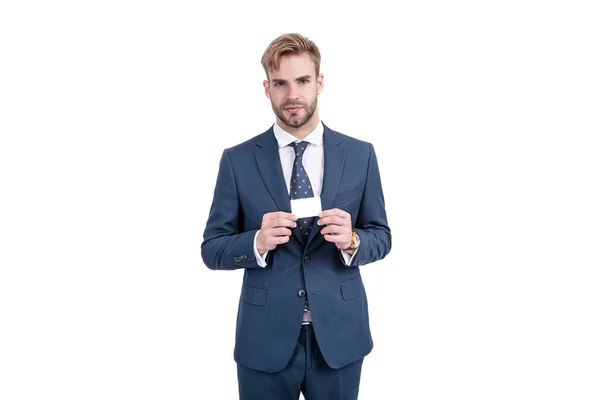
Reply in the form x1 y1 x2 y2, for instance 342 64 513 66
272 96 318 129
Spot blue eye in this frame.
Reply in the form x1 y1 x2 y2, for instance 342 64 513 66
273 82 284 87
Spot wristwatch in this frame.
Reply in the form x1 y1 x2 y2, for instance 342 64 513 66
347 230 360 250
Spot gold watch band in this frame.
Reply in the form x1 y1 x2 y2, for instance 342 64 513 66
348 230 359 250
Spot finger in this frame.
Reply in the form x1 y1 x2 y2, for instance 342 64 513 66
266 234 290 247
270 227 292 236
269 218 297 229
277 235 290 244
322 233 340 243
318 208 350 219
324 233 350 248
266 211 298 221
320 225 348 236
317 216 348 227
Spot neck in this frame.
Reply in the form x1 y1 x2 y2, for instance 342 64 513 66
277 112 320 140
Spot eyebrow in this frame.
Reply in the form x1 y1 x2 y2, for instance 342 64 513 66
271 75 312 83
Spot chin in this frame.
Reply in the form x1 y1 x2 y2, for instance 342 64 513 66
287 117 309 128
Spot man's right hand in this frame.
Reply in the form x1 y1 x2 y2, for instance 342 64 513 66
256 212 298 255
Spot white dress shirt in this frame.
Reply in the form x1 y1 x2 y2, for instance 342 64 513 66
253 120 358 266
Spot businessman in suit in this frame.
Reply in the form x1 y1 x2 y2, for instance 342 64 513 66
201 33 391 399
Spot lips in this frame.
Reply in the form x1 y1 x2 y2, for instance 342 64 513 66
285 106 303 112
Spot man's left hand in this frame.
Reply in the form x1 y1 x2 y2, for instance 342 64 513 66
317 208 353 251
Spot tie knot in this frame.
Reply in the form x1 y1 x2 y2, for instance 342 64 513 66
289 141 309 158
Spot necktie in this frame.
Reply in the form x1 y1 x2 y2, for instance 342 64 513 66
289 141 316 240
289 141 314 325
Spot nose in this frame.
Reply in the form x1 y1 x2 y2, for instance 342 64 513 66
287 83 301 101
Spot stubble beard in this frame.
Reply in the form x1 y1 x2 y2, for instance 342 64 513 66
272 96 318 130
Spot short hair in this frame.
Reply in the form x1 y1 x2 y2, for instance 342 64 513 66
261 33 321 80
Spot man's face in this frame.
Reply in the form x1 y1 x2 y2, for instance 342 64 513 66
263 53 323 129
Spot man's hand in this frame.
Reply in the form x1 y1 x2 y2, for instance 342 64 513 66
317 208 353 252
256 212 298 255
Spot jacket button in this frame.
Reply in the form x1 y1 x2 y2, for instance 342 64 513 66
358 259 366 266
297 289 306 297
304 256 310 263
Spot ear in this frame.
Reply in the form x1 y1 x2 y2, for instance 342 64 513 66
263 80 271 99
316 73 324 95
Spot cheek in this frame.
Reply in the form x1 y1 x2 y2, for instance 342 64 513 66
304 87 319 100
306 83 318 93
270 92 285 105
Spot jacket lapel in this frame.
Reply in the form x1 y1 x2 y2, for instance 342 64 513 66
254 128 305 245
306 125 345 247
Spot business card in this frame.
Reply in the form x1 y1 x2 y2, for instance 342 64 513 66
290 197 322 218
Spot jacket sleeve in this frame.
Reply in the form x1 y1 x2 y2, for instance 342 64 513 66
201 148 262 270
345 143 392 267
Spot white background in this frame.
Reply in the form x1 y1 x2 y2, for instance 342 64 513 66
1 1 599 399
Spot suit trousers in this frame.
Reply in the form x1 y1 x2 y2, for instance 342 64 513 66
237 325 363 400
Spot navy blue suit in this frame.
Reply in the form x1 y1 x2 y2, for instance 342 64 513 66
201 123 391 379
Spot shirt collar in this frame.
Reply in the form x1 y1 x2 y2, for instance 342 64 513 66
273 120 324 148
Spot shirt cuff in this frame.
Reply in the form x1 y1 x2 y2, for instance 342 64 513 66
253 230 269 267
340 245 359 266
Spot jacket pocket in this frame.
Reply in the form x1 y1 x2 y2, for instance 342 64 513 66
241 285 267 306
340 275 362 301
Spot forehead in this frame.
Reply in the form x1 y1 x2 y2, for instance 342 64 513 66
269 53 316 80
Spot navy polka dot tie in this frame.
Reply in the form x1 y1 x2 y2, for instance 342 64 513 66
289 141 316 242
289 141 314 325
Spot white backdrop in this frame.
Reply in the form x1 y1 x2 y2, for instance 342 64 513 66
1 1 599 399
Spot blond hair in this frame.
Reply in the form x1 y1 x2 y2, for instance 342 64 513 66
261 33 321 80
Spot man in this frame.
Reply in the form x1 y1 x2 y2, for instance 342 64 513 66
201 33 391 400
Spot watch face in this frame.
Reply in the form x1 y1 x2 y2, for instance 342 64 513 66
351 232 359 248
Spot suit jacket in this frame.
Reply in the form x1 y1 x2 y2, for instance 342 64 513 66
201 122 391 373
